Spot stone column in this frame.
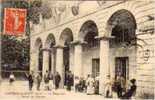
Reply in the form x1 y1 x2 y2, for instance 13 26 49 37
51 51 53 73
55 46 64 88
99 37 110 95
73 41 83 79
30 51 39 73
69 46 74 73
43 50 49 76
30 52 35 71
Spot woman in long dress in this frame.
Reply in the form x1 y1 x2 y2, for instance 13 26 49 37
86 75 95 95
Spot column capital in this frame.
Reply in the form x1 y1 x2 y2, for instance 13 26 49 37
95 35 115 41
70 40 87 46
41 48 50 52
53 45 66 49
41 48 55 52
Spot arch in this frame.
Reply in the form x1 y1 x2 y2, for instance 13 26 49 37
59 28 73 46
78 20 99 78
79 20 98 41
107 9 137 36
44 34 56 73
106 9 137 48
45 33 56 48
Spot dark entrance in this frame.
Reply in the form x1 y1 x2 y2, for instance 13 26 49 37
49 43 55 73
115 57 129 80
63 45 70 85
92 58 100 78
38 45 43 76
49 51 52 72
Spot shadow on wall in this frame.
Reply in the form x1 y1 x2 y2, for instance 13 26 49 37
138 91 154 99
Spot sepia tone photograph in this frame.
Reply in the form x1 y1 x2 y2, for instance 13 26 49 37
0 0 155 100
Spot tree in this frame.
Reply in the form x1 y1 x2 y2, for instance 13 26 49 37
1 35 29 69
1 0 52 74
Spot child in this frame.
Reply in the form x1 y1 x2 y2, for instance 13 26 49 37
9 72 15 85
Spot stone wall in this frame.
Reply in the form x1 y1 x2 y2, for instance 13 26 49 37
30 0 155 97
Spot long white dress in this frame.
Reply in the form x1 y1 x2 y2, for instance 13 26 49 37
86 77 95 94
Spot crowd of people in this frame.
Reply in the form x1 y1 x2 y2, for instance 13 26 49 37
104 74 137 99
75 74 99 94
74 74 137 99
25 70 62 91
8 71 137 99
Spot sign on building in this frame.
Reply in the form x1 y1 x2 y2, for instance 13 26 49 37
3 8 27 36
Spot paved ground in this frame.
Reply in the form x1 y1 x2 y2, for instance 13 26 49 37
0 80 105 100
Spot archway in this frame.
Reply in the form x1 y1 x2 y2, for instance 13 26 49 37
107 9 137 82
59 28 73 85
79 20 99 78
34 38 43 75
45 34 56 74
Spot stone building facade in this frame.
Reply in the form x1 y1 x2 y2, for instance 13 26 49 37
30 0 155 97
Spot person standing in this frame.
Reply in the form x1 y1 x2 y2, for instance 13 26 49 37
115 74 125 98
74 76 80 92
9 72 15 85
26 71 34 91
54 72 61 89
111 78 118 98
49 71 54 90
121 79 137 99
44 70 50 90
36 72 42 91
104 75 112 98
66 71 73 91
86 74 95 95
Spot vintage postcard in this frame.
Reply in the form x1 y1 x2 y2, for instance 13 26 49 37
0 0 155 100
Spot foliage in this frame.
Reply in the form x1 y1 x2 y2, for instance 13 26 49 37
1 0 52 25
1 0 52 71
1 35 30 70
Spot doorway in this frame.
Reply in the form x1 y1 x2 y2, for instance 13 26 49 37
115 57 129 80
92 58 100 78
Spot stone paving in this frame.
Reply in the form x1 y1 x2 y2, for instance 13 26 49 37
0 80 106 100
